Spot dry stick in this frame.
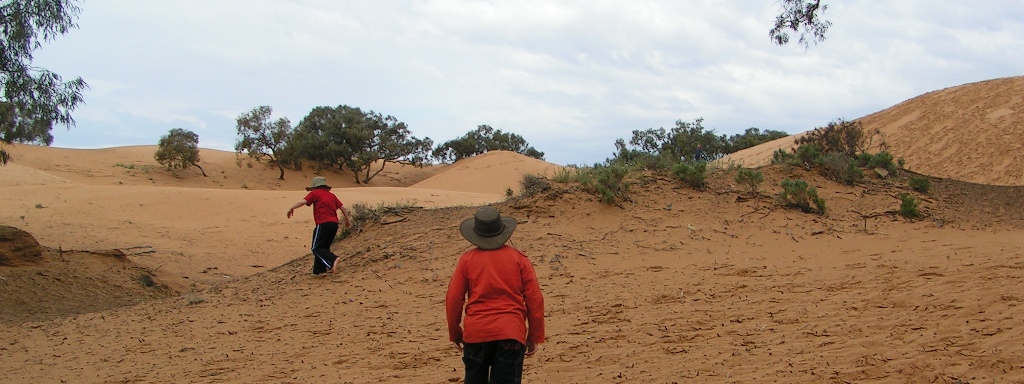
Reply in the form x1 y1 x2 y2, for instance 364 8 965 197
370 269 394 289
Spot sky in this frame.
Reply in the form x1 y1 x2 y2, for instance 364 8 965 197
34 0 1024 166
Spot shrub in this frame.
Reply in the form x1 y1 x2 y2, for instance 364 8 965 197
572 164 631 205
794 144 823 168
899 193 922 219
778 179 827 215
735 168 765 208
909 176 931 193
551 167 577 183
866 151 897 174
820 152 863 185
734 168 764 197
672 161 707 189
771 148 798 165
796 118 879 157
518 174 551 197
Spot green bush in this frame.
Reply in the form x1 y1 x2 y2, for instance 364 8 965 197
771 148 798 165
551 167 577 183
899 193 922 219
582 163 631 205
820 152 863 185
778 179 827 215
866 151 897 174
672 161 707 189
734 168 764 197
909 176 931 193
795 118 870 157
794 144 823 168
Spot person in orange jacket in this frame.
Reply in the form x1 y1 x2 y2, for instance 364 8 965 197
446 206 545 384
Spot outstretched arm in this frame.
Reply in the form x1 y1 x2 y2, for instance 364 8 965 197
340 207 352 228
286 200 308 218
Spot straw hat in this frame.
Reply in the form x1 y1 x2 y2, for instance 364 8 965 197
459 206 517 250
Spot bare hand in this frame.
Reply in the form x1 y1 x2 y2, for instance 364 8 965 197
287 209 294 218
453 341 463 352
525 341 537 356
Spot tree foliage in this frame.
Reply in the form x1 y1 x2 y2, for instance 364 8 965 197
290 105 432 184
769 0 832 48
610 118 787 168
235 105 293 180
155 128 206 177
0 0 87 165
432 125 544 163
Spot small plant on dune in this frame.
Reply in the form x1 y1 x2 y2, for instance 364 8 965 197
909 175 931 194
734 168 764 204
184 291 205 305
899 193 922 219
505 187 513 197
778 179 826 215
579 163 631 205
771 148 798 166
794 144 823 169
672 161 707 190
137 273 156 288
518 174 551 197
865 151 898 175
820 152 863 185
551 167 578 183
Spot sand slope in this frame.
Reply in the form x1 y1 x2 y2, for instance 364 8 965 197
411 150 563 195
3 77 1024 382
723 76 1024 186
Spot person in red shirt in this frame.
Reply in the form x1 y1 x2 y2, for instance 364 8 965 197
446 206 545 384
286 176 351 275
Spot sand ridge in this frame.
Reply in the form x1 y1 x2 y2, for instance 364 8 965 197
722 76 1024 186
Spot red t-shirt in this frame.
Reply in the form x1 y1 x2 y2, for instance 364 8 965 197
446 245 545 346
303 188 343 225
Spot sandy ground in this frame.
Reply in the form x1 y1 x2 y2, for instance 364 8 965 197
1 77 1024 383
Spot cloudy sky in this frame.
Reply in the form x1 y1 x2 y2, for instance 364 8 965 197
35 0 1024 166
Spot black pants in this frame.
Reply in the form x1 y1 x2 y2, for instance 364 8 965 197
310 222 339 274
462 340 525 384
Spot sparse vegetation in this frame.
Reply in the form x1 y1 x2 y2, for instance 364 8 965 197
518 174 551 197
899 193 922 219
137 274 156 287
672 161 707 190
778 179 826 215
551 167 578 183
184 292 205 305
578 163 631 205
796 118 882 158
820 152 863 185
909 175 931 193
734 168 764 202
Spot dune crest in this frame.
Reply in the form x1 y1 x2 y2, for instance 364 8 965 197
723 76 1024 186
411 150 563 195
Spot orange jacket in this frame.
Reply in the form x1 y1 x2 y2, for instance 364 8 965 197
446 245 545 346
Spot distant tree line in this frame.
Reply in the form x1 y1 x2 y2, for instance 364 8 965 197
609 118 788 168
231 105 545 183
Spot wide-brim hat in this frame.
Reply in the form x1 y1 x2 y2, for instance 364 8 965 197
460 206 517 250
305 176 331 191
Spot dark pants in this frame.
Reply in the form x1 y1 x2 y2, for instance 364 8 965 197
310 222 339 274
462 340 525 384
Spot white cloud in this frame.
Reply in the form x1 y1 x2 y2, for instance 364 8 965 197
30 0 1024 165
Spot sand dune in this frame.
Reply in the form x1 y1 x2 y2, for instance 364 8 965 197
411 150 563 195
723 76 1024 186
3 77 1024 382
